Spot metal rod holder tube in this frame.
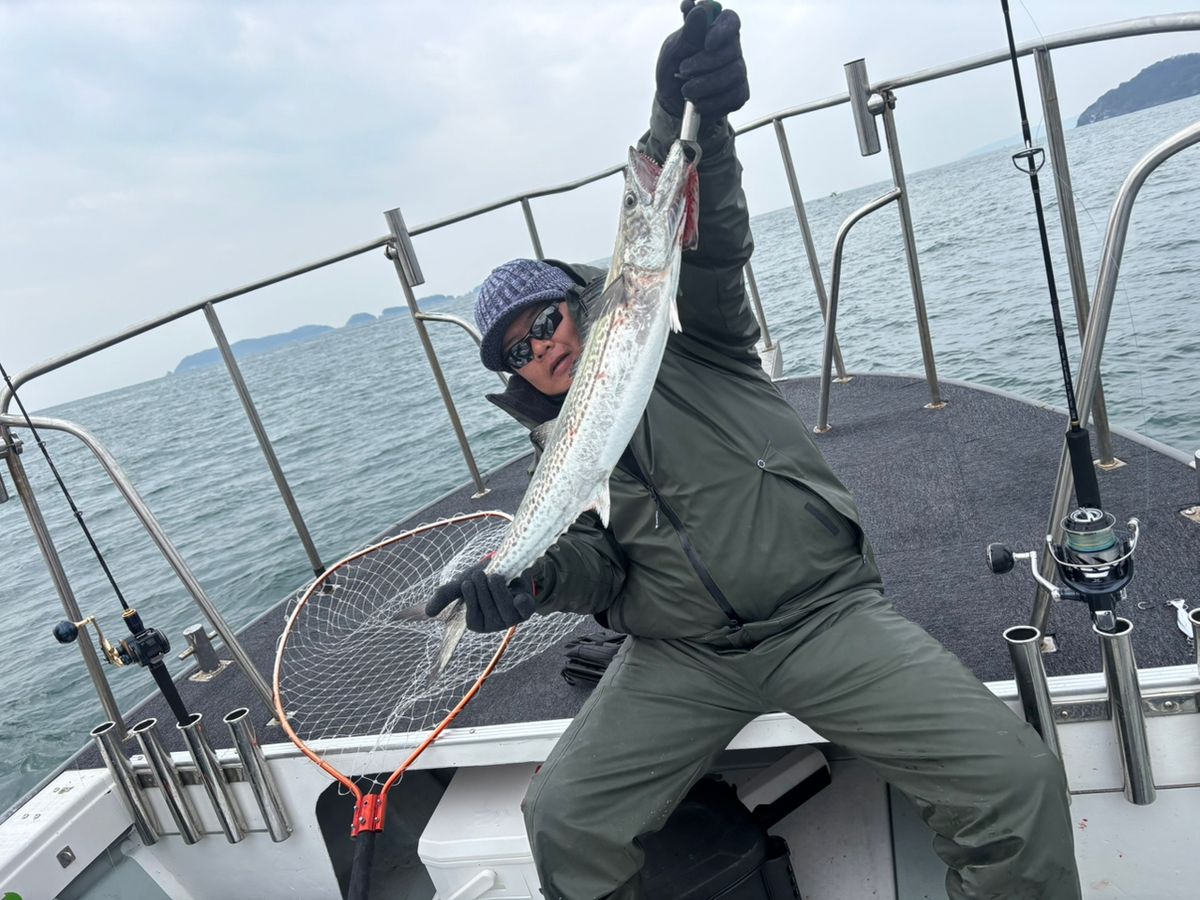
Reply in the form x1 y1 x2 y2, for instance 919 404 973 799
1003 626 1061 759
1033 48 1116 466
92 721 160 845
880 97 942 409
1095 619 1155 805
816 189 902 432
131 718 204 843
844 59 882 156
772 118 847 380
1190 608 1200 676
225 708 292 842
204 303 324 578
179 713 245 843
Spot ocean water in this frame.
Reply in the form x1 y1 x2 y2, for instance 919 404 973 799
1 96 1198 814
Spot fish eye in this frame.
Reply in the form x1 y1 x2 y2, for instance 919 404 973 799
623 192 637 210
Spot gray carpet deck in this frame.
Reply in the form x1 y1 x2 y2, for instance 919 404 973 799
73 374 1200 767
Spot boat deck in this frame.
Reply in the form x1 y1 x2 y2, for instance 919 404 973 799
74 373 1200 764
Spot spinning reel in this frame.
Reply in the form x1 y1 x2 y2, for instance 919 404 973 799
987 507 1139 632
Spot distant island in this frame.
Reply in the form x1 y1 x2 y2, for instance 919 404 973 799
172 292 469 374
1077 53 1200 126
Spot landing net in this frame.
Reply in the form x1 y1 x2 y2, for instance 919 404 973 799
273 510 584 793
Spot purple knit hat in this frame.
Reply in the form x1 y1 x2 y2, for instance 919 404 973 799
475 259 577 372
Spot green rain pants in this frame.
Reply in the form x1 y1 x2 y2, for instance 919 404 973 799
521 588 1080 900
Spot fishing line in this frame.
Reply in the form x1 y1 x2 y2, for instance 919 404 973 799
0 361 132 610
1017 0 1051 143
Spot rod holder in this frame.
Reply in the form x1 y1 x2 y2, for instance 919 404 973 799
383 208 425 287
1003 625 1061 760
91 721 160 845
225 708 293 842
844 59 881 156
130 718 204 843
1095 619 1156 805
179 713 246 843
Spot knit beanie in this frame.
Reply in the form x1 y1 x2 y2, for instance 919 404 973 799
475 259 577 372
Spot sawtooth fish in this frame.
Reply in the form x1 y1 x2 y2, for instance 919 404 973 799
432 134 701 677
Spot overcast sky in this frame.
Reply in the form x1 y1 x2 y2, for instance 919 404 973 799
2 1 1196 409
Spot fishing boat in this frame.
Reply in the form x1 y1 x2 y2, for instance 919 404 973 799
2 11 1199 900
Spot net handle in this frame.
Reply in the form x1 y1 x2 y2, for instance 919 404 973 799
272 510 515 798
382 625 515 793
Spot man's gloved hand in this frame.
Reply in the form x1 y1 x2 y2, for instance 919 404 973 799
426 564 537 633
655 1 749 120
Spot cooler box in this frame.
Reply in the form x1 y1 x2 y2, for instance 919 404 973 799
419 763 541 900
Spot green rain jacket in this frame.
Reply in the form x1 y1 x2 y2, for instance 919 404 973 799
488 102 881 641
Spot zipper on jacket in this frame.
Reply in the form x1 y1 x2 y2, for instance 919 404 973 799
619 449 744 631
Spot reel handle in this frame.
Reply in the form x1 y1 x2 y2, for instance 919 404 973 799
986 543 1015 575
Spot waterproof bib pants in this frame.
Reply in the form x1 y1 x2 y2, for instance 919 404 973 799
522 498 1079 900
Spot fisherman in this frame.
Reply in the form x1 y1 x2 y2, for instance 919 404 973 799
428 3 1081 897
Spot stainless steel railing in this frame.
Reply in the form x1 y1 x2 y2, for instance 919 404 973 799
2 13 1197 737
815 189 903 433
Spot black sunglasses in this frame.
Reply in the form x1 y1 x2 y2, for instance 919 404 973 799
504 303 564 371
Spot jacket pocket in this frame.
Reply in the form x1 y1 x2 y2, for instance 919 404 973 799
804 501 841 537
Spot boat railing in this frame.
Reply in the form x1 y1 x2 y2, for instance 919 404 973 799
1 13 1198 736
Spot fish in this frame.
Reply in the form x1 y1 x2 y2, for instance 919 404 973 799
431 134 701 678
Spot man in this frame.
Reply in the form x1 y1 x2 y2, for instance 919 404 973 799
428 4 1081 898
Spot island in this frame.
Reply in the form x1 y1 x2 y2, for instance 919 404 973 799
174 325 334 374
1077 53 1200 127
172 292 476 374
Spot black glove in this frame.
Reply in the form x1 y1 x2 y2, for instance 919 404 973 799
426 564 536 633
655 1 749 120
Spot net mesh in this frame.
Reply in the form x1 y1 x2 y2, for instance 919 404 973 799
274 511 585 790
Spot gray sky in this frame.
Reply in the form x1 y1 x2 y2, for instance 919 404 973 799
2 1 1196 409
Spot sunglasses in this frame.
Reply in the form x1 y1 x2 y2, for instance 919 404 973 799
504 303 564 371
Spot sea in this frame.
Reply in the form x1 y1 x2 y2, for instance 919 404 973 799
2 95 1198 815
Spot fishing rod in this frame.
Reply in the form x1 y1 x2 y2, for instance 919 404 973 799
0 359 191 723
984 1 1137 633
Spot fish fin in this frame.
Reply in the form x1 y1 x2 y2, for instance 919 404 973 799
669 292 682 333
429 603 467 683
594 273 628 319
531 418 556 452
589 482 612 527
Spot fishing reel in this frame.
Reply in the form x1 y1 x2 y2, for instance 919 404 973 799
987 507 1139 632
54 607 171 669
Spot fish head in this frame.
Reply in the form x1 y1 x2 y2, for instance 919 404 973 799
613 149 661 265
614 144 700 273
